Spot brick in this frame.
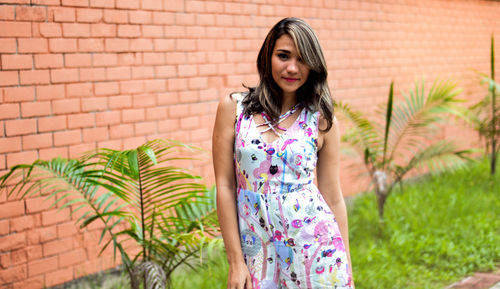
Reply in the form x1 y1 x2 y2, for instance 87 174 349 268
141 0 162 10
109 123 133 139
38 115 67 132
90 23 116 37
45 267 73 287
130 38 153 51
118 24 141 37
2 54 32 70
50 68 79 83
94 81 119 95
0 5 15 20
157 91 178 105
3 86 33 102
68 113 95 128
196 13 214 26
82 127 108 142
0 220 8 236
28 255 57 277
52 7 76 22
39 23 62 37
144 79 166 92
49 38 77 53
89 0 114 8
6 150 37 167
142 24 163 37
95 111 120 126
143 52 164 65
41 208 71 226
145 107 167 121
0 38 17 53
39 147 68 160
105 38 129 52
167 77 188 91
53 98 80 114
43 237 73 256
168 103 189 118
67 83 93 98
12 275 43 289
56 222 78 238
122 108 145 123
179 90 199 103
0 71 18 86
81 96 107 112
106 67 130 80
0 201 25 219
10 215 35 233
20 70 50 85
108 94 131 109
16 5 46 21
152 11 175 25
129 10 152 24
36 84 65 100
62 22 90 37
158 118 179 133
118 52 141 65
69 142 95 158
175 12 195 25
178 64 197 77
164 0 184 12
26 196 52 213
103 9 128 24
21 101 51 117
0 264 27 284
155 65 176 78
61 0 89 7
5 119 36 136
76 8 102 22
0 103 20 120
80 67 106 81
11 247 28 265
97 139 122 150
134 121 156 136
65 53 92 68
54 129 81 146
120 80 143 93
132 66 154 79
188 77 208 90
59 248 86 267
34 54 64 69
0 21 31 37
78 38 104 52
92 53 118 67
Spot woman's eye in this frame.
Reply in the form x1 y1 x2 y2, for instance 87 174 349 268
278 53 289 60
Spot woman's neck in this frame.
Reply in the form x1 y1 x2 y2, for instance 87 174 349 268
280 93 298 114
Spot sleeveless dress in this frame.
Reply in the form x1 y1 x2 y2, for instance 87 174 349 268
233 93 352 289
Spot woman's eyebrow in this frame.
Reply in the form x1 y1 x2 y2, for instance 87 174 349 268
276 49 291 53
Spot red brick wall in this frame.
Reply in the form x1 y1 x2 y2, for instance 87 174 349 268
1 0 499 288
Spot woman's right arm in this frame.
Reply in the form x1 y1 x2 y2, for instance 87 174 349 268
212 95 253 289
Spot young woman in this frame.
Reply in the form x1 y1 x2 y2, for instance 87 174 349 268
212 17 353 289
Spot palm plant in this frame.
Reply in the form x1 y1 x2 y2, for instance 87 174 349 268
469 34 499 175
337 79 474 218
0 139 221 289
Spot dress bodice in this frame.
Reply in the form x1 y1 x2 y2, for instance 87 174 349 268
233 93 320 194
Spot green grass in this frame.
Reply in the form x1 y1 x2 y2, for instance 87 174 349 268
350 158 500 289
170 158 500 289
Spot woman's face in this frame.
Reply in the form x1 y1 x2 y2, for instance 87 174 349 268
271 34 310 99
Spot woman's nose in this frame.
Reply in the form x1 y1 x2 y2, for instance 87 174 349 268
287 60 299 73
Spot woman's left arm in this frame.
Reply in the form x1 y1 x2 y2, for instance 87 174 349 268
317 116 354 285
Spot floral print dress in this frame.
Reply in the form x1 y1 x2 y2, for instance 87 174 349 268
233 93 352 289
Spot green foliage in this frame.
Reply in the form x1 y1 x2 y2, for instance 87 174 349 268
0 139 221 289
468 34 499 174
337 78 474 217
350 158 500 289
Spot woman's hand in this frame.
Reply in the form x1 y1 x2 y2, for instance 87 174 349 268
226 262 253 289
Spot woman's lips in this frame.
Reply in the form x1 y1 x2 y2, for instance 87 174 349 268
283 77 299 82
